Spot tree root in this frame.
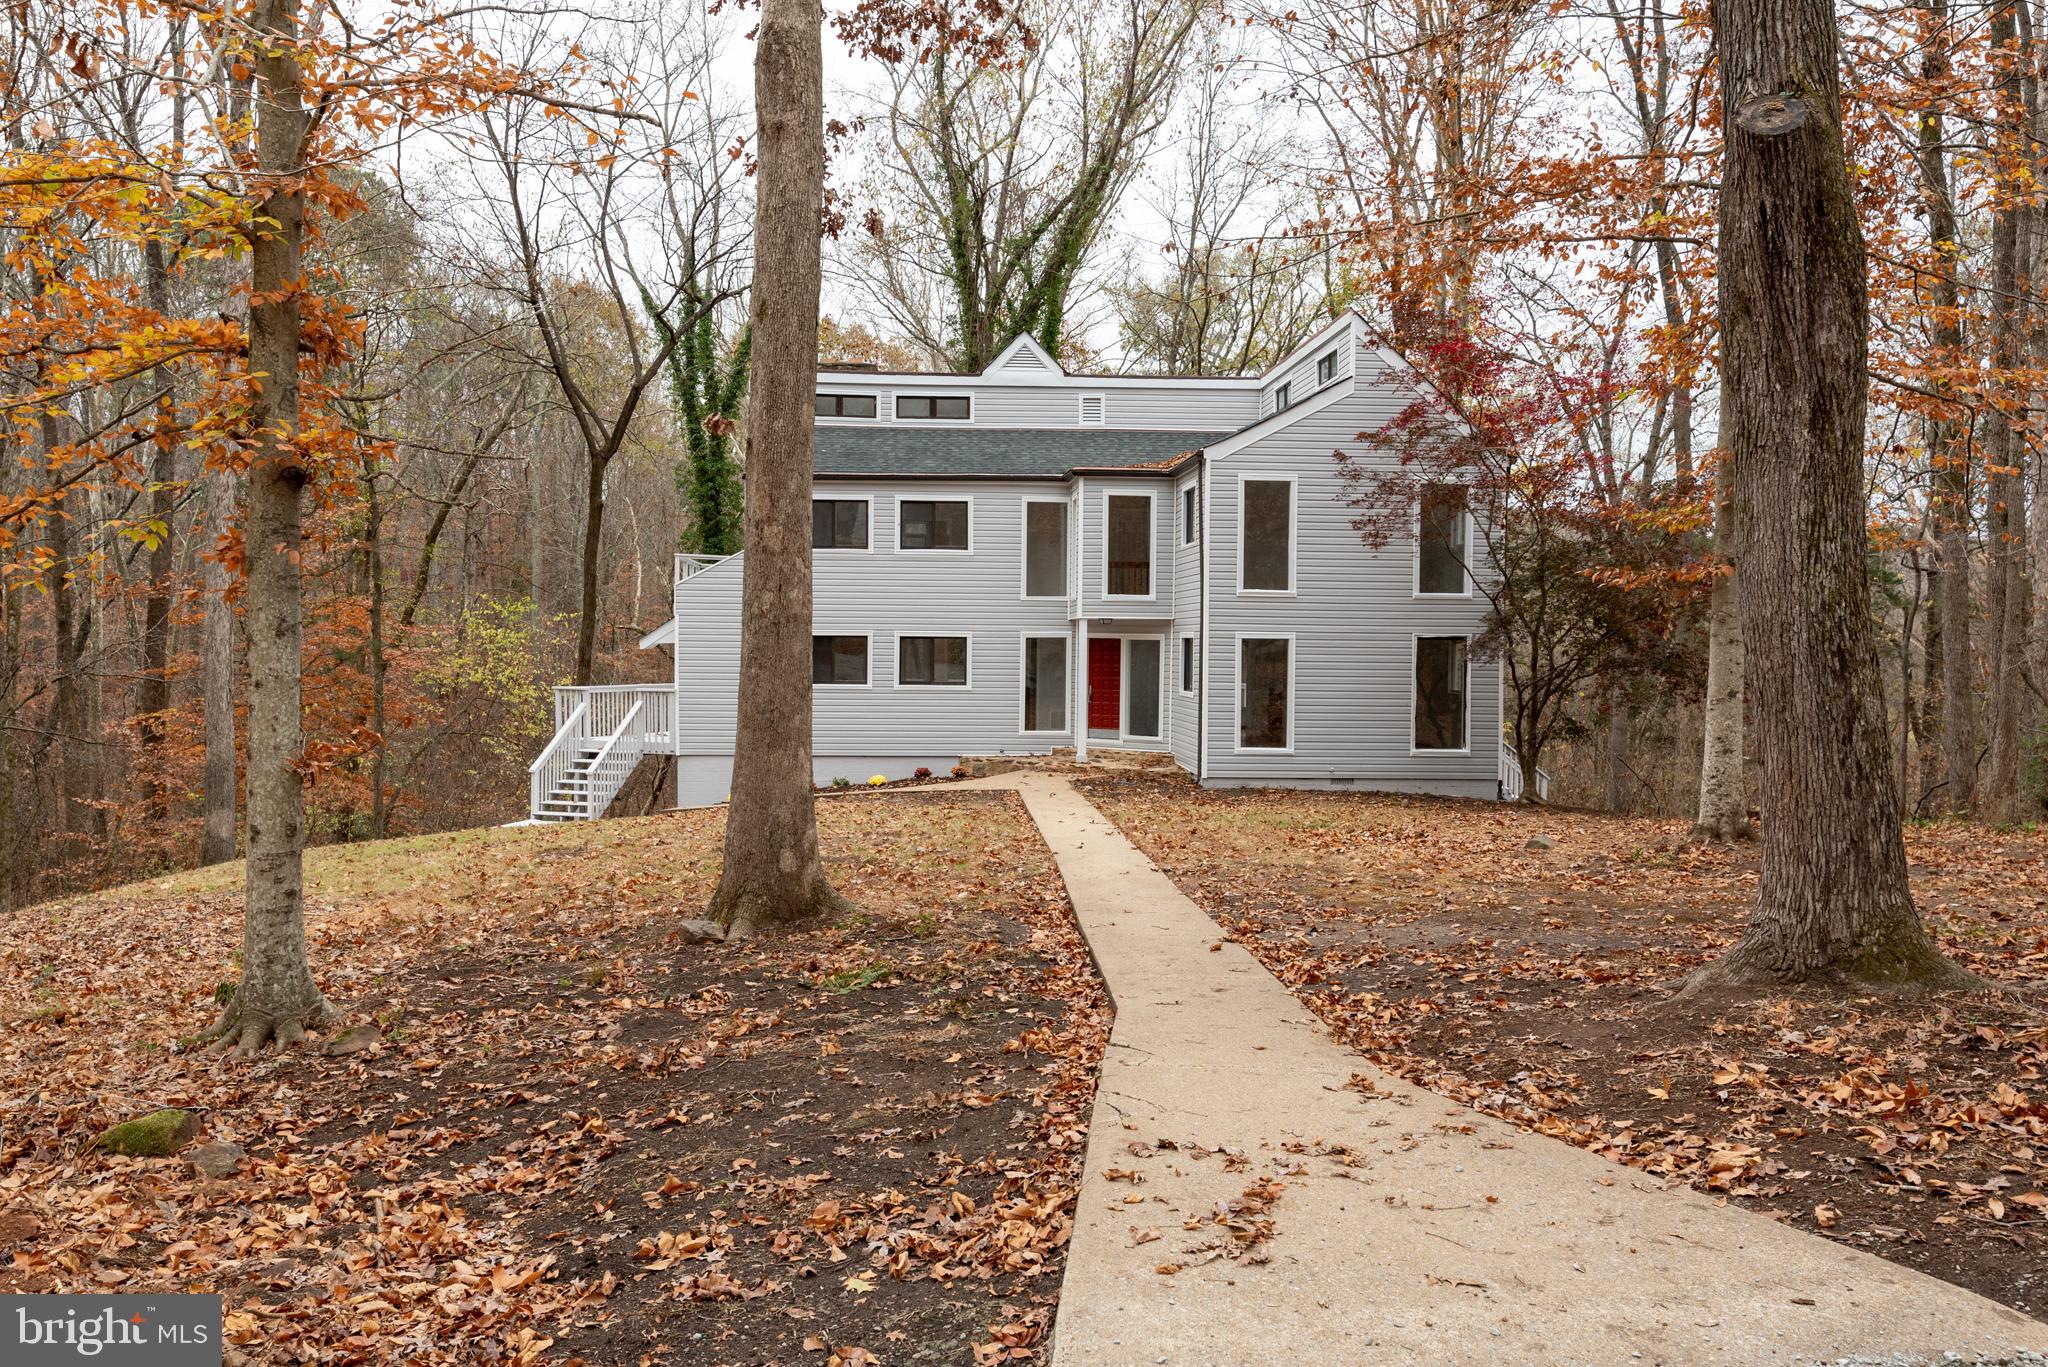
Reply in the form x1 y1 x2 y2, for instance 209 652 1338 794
712 883 852 941
1678 935 1987 998
196 988 342 1058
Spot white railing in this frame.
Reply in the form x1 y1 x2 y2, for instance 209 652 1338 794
1500 743 1553 803
529 684 676 820
675 552 732 584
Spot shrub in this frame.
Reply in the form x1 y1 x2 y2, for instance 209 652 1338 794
914 766 933 779
867 774 888 787
950 764 970 778
830 776 852 789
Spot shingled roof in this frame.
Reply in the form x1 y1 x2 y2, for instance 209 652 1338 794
812 426 1229 478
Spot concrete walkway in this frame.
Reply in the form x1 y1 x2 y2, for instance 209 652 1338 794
991 773 2048 1367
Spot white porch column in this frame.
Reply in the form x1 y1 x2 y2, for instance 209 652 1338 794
1075 618 1090 763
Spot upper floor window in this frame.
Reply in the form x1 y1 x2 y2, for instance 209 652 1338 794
898 498 971 551
1105 493 1153 597
896 394 971 421
1417 484 1469 595
812 634 869 686
1023 500 1068 598
1240 477 1294 593
815 393 877 418
1317 350 1339 385
1273 382 1292 412
812 498 870 550
1181 485 1198 545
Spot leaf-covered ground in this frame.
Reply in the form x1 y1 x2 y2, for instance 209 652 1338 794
0 792 1107 1366
1077 773 2048 1317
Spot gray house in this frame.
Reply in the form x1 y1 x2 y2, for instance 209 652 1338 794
528 312 1534 820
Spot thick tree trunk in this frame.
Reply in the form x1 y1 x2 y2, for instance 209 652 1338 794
1694 478 1750 840
199 465 239 865
706 0 844 936
574 450 606 685
206 0 334 1051
363 453 389 838
1695 0 1973 990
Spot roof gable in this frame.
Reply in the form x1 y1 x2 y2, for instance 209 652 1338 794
983 333 1063 377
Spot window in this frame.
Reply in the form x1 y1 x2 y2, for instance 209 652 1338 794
898 499 970 551
1023 500 1068 598
1179 635 1197 695
1127 639 1162 738
1317 350 1339 385
1240 477 1293 593
1414 636 1470 751
1022 636 1068 732
1182 485 1198 545
811 635 869 686
1418 484 1469 594
1105 493 1153 597
812 498 870 550
896 394 971 421
1273 381 1291 412
815 392 878 418
899 635 968 686
1239 637 1290 750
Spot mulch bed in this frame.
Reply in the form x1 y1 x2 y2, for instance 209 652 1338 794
1077 771 2048 1318
0 792 1107 1366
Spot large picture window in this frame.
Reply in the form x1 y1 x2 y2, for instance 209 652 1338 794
1105 493 1153 597
1414 636 1470 750
896 394 970 420
812 498 869 550
1418 485 1469 594
1022 636 1068 732
1240 477 1293 592
899 635 969 686
1024 500 1068 598
811 635 869 686
1239 637 1290 750
898 499 970 551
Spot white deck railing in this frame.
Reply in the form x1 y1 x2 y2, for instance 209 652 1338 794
1499 743 1552 803
528 684 676 820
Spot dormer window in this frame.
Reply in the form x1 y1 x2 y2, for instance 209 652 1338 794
1273 382 1291 412
896 394 971 421
1317 350 1339 384
815 392 877 418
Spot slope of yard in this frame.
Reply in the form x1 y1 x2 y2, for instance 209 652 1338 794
0 792 1107 1366
1078 772 2048 1317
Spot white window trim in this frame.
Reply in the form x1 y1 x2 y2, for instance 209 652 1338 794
810 630 874 689
1412 485 1474 599
894 493 975 555
1179 481 1198 546
892 632 974 690
811 494 875 554
1236 473 1298 597
1100 488 1158 602
1178 633 1198 697
1020 496 1070 600
1119 635 1167 742
1018 631 1071 735
1410 632 1474 755
1316 350 1338 385
1233 633 1295 754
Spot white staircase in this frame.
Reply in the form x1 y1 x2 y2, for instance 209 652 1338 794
528 685 675 821
1499 743 1553 803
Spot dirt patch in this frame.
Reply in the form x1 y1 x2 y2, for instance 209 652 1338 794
0 792 1107 1365
1078 771 2048 1318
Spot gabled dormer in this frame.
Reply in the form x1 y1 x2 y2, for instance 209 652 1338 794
983 333 1062 378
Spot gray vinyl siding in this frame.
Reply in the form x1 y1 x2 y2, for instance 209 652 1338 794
1261 328 1355 418
673 479 1077 759
1205 329 1501 795
817 381 1259 433
1077 476 1178 620
1169 475 1202 772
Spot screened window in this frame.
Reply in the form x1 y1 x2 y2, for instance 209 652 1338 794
1182 485 1198 544
1239 638 1290 750
896 394 970 420
1179 635 1197 695
1414 636 1470 750
899 635 968 686
812 498 869 549
1024 501 1068 597
1022 637 1068 732
811 635 868 686
899 499 970 551
1106 494 1152 596
815 393 878 418
1317 350 1338 384
1241 478 1292 592
1418 484 1469 594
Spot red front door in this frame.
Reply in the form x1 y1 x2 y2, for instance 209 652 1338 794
1088 638 1122 732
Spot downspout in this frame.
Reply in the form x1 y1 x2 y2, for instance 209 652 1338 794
1198 452 1210 783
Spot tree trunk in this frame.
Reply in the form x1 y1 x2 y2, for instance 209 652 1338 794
706 0 844 936
363 452 389 838
135 236 177 808
207 0 334 1051
574 449 607 686
1695 0 1972 990
199 465 240 865
1694 476 1750 840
